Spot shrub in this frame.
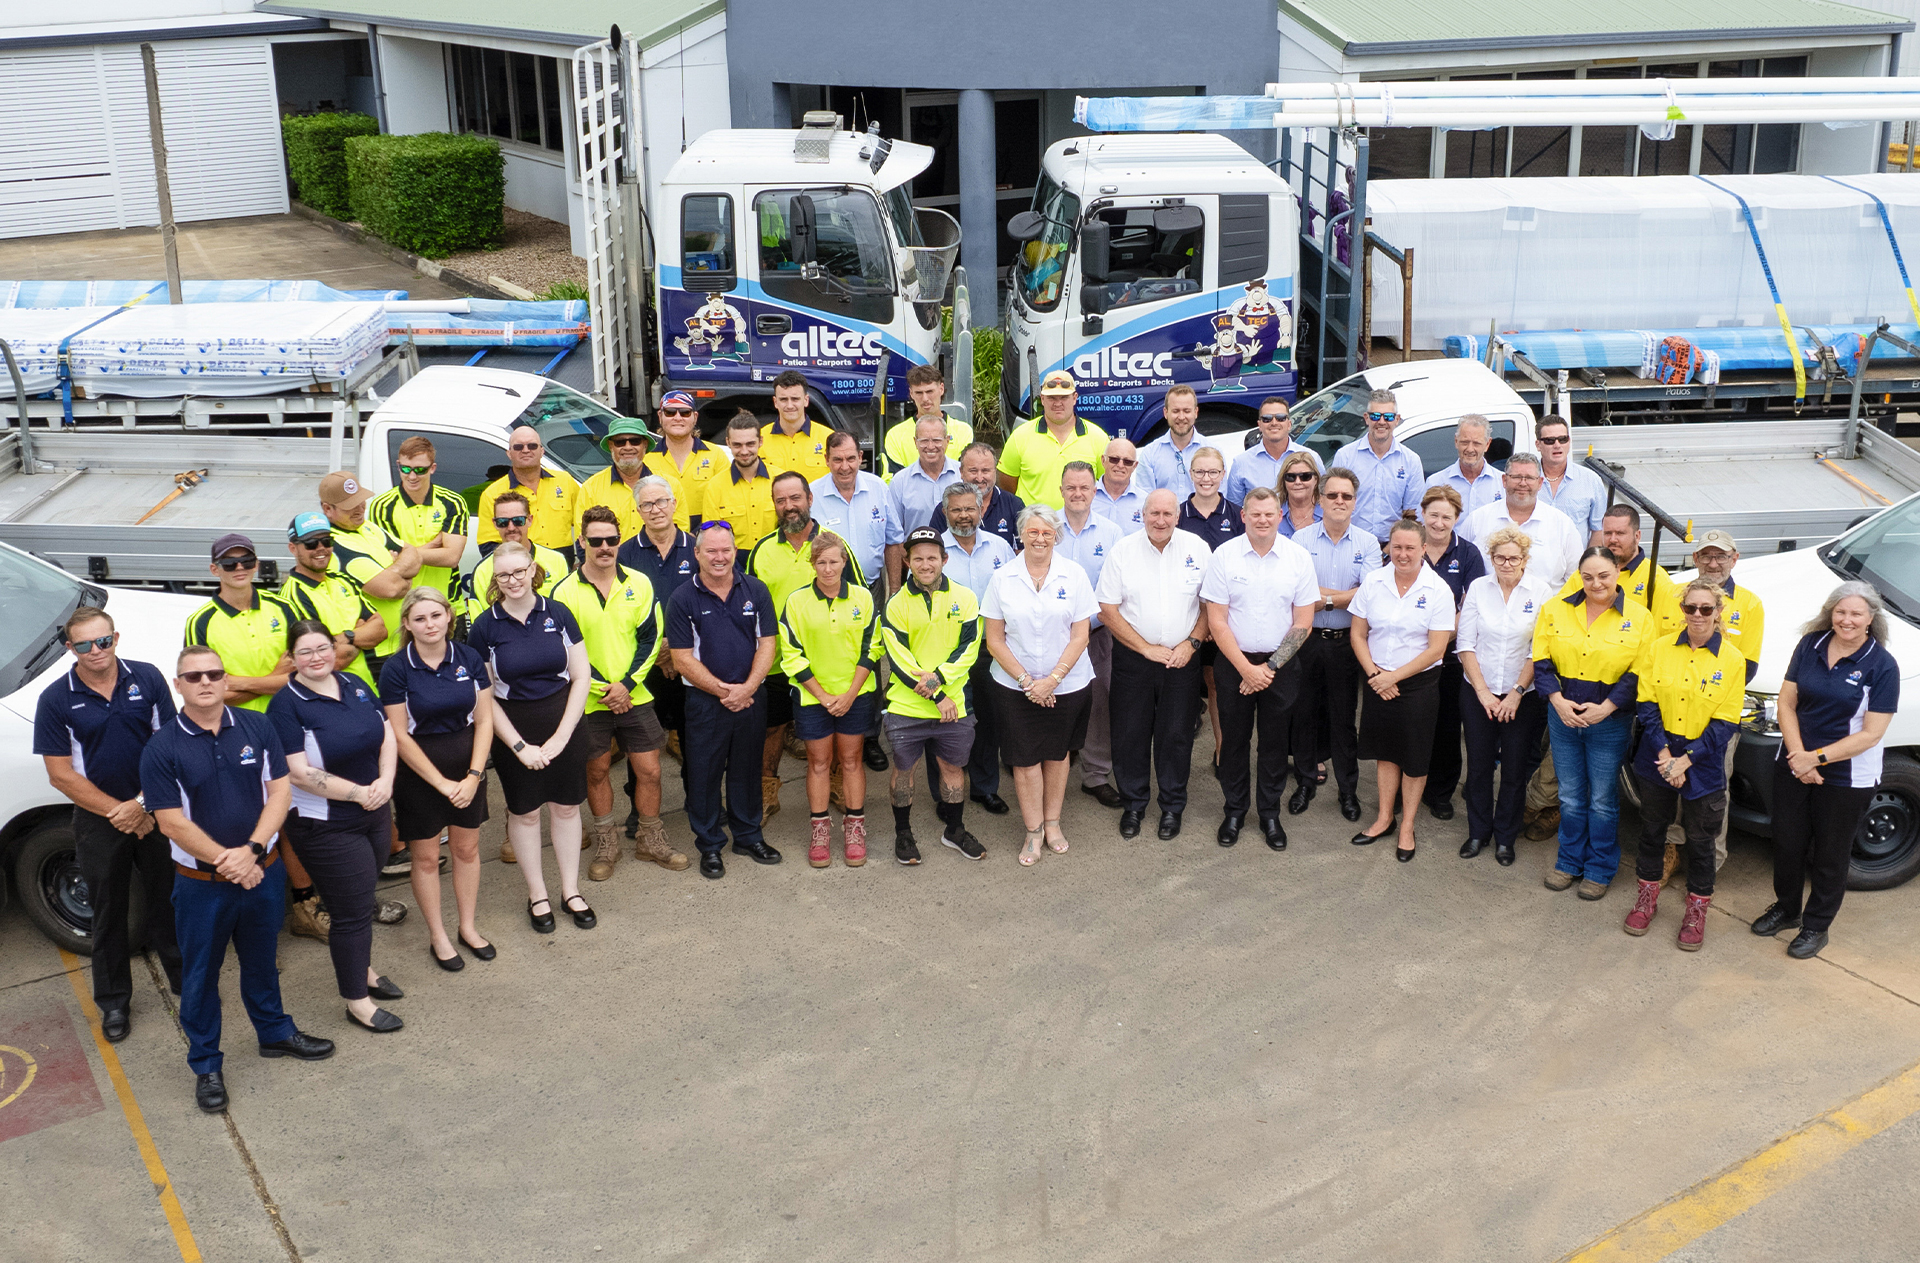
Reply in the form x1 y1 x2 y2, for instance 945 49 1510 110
345 133 505 258
970 327 1005 442
538 281 591 303
282 112 379 219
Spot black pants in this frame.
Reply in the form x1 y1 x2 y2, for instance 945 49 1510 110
1290 631 1359 796
636 666 688 803
1460 686 1548 846
1425 651 1465 806
1214 655 1301 818
684 686 767 855
1110 643 1205 814
1634 773 1725 896
1769 763 1875 933
75 807 180 1009
287 809 390 1002
964 657 1001 798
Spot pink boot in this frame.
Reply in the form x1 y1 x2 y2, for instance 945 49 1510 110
1623 879 1661 936
808 816 831 868
843 814 868 867
1678 892 1711 952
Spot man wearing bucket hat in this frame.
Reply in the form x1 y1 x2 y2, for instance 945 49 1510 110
996 369 1109 510
575 416 659 544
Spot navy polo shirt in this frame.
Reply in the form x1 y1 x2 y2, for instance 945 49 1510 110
1424 533 1488 609
140 708 288 864
33 659 176 801
1178 496 1243 548
617 528 704 605
1783 631 1901 788
379 642 492 735
468 595 582 702
665 572 777 685
267 673 389 822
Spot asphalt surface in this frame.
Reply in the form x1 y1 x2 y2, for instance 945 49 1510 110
7 729 1920 1263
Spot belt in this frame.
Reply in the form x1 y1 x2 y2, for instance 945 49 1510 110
1312 628 1350 641
175 849 280 882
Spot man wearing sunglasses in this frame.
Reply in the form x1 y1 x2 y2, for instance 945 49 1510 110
575 417 659 544
1330 389 1426 542
184 533 296 714
476 425 581 554
367 436 469 602
34 608 181 1043
1224 397 1322 507
462 490 569 628
1092 438 1151 535
1534 415 1608 549
643 390 722 530
280 512 384 689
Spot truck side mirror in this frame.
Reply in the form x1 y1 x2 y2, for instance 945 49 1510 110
1006 211 1044 242
1081 284 1111 316
790 194 817 265
1080 219 1111 284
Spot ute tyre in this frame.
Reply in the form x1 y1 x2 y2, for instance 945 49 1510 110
15 818 95 954
1848 756 1920 892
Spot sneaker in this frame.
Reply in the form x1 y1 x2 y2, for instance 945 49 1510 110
809 816 832 868
1678 893 1711 952
374 899 408 926
942 827 986 860
895 833 922 865
380 848 412 878
287 896 330 943
1543 869 1577 892
1623 879 1661 936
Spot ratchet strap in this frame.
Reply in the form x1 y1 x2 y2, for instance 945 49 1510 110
57 282 167 426
1819 175 1920 331
1697 176 1806 403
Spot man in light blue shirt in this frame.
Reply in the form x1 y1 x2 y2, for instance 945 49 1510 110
1424 414 1505 517
1330 388 1424 540
1058 462 1126 804
1092 437 1150 535
1287 469 1379 818
937 481 1015 811
812 431 905 588
1138 384 1227 501
1226 395 1323 505
887 415 962 535
1534 415 1607 546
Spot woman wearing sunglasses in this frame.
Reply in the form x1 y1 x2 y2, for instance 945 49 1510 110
268 621 405 1033
1275 451 1322 540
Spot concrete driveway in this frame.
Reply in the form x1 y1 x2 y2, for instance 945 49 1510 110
5 735 1919 1263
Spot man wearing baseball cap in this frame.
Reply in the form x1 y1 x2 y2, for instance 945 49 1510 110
644 391 723 530
996 369 1109 510
279 511 384 688
318 471 423 678
575 416 658 543
183 533 296 715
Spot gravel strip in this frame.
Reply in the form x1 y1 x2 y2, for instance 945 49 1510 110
441 208 587 298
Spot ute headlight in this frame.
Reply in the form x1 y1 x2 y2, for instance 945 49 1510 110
1742 691 1779 735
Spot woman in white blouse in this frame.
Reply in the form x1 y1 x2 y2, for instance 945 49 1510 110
983 506 1098 867
1455 526 1552 866
1350 514 1458 859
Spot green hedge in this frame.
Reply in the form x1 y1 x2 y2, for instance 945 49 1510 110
281 112 379 219
344 132 504 258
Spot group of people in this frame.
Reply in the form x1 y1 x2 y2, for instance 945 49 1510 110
33 364 1899 1114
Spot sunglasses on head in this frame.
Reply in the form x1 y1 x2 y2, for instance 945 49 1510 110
698 520 733 532
1681 603 1719 616
510 442 542 452
397 464 431 476
70 634 115 653
295 535 333 549
216 555 258 571
179 669 227 684
584 534 620 548
493 516 529 528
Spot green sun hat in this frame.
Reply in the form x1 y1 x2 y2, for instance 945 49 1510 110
598 416 657 453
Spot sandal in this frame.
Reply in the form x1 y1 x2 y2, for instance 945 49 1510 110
1019 828 1044 867
1044 819 1069 853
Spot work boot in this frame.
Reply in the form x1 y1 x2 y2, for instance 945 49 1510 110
809 816 832 868
633 816 689 870
1678 892 1711 952
1660 843 1682 888
1522 807 1561 842
587 820 622 882
1623 879 1661 936
784 730 806 761
500 837 516 864
843 815 868 867
1543 869 1577 892
374 900 407 926
762 774 783 823
287 896 330 943
664 731 683 762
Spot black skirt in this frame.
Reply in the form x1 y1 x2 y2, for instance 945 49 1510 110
394 727 491 840
1357 666 1441 776
491 690 589 815
991 681 1092 768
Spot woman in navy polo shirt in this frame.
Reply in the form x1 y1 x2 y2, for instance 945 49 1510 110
268 620 405 1034
1176 446 1243 762
1419 484 1486 824
1755 581 1902 960
467 541 596 934
380 588 494 970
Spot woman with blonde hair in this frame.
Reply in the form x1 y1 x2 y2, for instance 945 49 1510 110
1455 527 1550 865
1276 450 1322 539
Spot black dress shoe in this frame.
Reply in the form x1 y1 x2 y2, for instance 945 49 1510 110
1351 827 1391 846
259 1030 335 1060
1397 843 1416 863
1118 809 1143 839
1287 781 1315 815
101 1007 130 1043
430 945 464 972
863 736 890 771
1339 793 1362 822
1787 928 1828 959
1081 782 1124 809
731 840 783 865
346 1007 404 1033
527 898 556 934
1217 814 1244 846
970 792 1010 815
699 852 725 879
1261 816 1287 851
458 933 496 961
1495 841 1516 866
1751 902 1803 937
1158 811 1182 840
195 1071 228 1113
367 976 404 1001
562 894 597 929
1459 836 1488 859
1426 799 1455 821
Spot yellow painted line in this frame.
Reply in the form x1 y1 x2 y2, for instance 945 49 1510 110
61 948 203 1263
1561 1055 1920 1262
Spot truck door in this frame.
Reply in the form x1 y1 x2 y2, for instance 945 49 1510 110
663 191 752 393
1210 193 1297 406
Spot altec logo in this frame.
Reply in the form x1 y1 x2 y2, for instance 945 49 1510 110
781 326 884 359
1072 345 1174 381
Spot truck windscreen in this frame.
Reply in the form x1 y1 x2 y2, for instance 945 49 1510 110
1822 498 1920 628
1014 175 1079 313
514 383 615 480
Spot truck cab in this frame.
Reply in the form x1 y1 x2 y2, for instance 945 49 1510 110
1289 359 1538 479
1001 134 1297 443
654 116 960 440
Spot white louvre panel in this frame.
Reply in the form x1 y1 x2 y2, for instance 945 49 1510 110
0 48 127 237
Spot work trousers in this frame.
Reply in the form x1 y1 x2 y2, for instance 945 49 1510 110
1460 687 1548 847
1633 774 1725 897
1425 651 1466 807
287 810 389 1001
964 657 1002 798
1665 732 1741 868
75 807 180 1010
1214 655 1302 818
173 864 296 1075
684 686 767 855
1080 626 1114 786
1769 763 1875 934
1548 709 1633 885
1109 643 1205 814
1290 630 1360 796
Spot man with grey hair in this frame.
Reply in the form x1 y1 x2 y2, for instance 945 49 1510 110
1425 414 1505 516
1331 388 1425 540
1457 453 1583 588
938 479 1015 813
1093 437 1150 534
1057 461 1127 808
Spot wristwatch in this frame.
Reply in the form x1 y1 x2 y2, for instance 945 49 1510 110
247 841 266 858
1816 749 1829 765
511 740 526 753
1187 637 1205 651
468 768 486 779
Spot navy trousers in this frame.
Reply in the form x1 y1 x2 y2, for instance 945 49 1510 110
173 862 296 1074
684 686 767 855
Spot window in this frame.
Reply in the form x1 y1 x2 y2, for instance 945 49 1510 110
1012 173 1079 313
450 45 566 153
1081 204 1206 312
1403 420 1516 480
752 187 895 324
681 194 736 291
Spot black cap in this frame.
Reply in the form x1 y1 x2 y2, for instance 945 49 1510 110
905 527 944 550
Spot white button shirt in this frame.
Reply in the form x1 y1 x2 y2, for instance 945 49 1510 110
1350 564 1456 673
1456 573 1552 694
939 530 1015 602
1458 500 1583 589
982 555 1100 693
1199 534 1320 655
1095 528 1213 648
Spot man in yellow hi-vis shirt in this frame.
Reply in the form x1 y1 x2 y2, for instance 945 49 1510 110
476 426 580 552
759 370 833 483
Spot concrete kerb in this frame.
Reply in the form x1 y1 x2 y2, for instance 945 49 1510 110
288 201 516 302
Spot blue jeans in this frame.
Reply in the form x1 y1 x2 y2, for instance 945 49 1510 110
1547 708 1632 884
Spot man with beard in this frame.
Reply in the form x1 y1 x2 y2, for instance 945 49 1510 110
575 418 659 543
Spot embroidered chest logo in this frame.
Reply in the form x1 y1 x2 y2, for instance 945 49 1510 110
1847 669 1864 686
949 601 963 615
742 600 756 615
355 688 368 700
678 561 692 574
1055 586 1069 600
624 588 635 599
542 617 556 632
1522 601 1535 614
455 666 469 681
1619 620 1633 631
1709 670 1723 684
1092 544 1105 558
1414 594 1428 609
239 745 258 765
127 684 143 701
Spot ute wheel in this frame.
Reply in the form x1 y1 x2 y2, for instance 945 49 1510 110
14 818 95 953
1848 755 1920 891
